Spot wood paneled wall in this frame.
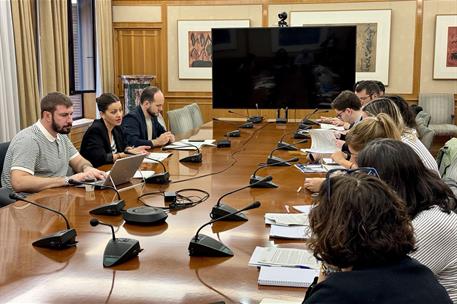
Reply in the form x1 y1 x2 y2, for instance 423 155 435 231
112 0 457 125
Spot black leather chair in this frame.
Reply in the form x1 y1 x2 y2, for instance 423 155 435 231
0 141 10 187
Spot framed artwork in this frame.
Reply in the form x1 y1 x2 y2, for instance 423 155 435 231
290 10 391 84
177 19 250 79
434 15 457 79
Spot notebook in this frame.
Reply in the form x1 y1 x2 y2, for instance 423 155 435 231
258 266 319 288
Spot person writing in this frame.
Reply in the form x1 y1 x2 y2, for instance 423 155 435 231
80 93 150 168
303 172 452 303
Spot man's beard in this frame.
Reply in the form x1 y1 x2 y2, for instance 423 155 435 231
52 118 72 134
147 108 158 117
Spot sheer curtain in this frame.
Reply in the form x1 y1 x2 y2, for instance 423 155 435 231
0 0 21 141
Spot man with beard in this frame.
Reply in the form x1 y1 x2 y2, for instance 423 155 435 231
122 86 175 148
1 92 106 193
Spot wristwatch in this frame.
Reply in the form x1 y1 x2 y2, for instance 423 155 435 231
64 176 70 186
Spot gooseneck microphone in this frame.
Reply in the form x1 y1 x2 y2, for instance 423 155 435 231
189 201 261 257
267 146 300 166
176 142 202 163
211 176 272 221
90 218 142 267
277 131 304 151
249 156 298 188
9 192 77 249
299 108 329 128
125 151 170 184
68 179 125 216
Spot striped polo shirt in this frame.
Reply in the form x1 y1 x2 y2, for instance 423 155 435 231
410 206 457 302
1 120 79 190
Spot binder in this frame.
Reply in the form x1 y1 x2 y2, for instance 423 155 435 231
258 266 318 288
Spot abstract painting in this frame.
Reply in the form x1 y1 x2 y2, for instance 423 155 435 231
178 20 250 79
290 10 391 84
434 15 457 79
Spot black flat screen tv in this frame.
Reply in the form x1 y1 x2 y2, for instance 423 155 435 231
212 26 356 109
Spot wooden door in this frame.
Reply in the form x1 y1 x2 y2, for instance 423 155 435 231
114 23 163 101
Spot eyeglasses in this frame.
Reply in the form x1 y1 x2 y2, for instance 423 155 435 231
335 109 346 119
325 167 380 201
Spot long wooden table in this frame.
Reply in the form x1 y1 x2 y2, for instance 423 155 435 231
0 120 317 304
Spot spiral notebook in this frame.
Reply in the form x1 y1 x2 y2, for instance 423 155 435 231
258 266 318 288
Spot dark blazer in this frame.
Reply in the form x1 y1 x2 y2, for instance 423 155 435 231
304 257 451 304
80 119 128 168
121 105 166 147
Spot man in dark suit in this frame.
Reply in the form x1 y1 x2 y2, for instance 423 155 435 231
122 86 175 147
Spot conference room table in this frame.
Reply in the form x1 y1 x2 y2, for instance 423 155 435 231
0 119 321 304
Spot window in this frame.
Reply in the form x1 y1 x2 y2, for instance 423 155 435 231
68 0 96 118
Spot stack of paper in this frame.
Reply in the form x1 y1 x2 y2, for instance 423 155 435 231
258 266 319 288
269 225 311 239
133 170 155 179
163 139 216 150
265 213 309 226
292 205 314 214
143 152 172 163
319 123 345 131
259 298 303 304
249 246 320 270
295 163 327 173
302 129 338 154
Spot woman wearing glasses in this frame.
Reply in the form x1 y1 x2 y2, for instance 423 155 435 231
357 139 457 302
303 172 451 303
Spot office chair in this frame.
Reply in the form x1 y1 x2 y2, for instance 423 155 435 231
167 106 195 135
185 103 204 129
0 141 14 207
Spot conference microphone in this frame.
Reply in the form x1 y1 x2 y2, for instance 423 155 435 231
247 103 264 123
226 129 240 137
249 156 298 188
68 179 125 216
189 201 261 257
229 109 263 124
211 176 272 221
125 151 170 184
176 142 202 163
9 192 77 249
90 218 142 267
277 131 305 151
267 146 300 166
299 108 329 128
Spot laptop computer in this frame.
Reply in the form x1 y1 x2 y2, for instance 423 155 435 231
92 154 146 190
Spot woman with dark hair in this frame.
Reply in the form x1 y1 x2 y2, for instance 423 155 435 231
303 173 451 303
362 97 439 174
358 139 457 301
80 93 150 167
384 95 417 129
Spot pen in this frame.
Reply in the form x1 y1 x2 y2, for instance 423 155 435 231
188 139 205 142
297 186 302 193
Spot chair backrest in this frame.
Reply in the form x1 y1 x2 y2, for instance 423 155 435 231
185 103 204 129
418 93 455 125
167 106 194 135
0 142 10 188
157 112 167 131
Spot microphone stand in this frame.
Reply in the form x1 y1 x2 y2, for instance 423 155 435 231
277 131 300 151
210 176 271 221
189 201 261 256
176 142 202 163
125 152 170 184
267 146 299 166
69 179 125 216
90 218 143 267
9 193 77 249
